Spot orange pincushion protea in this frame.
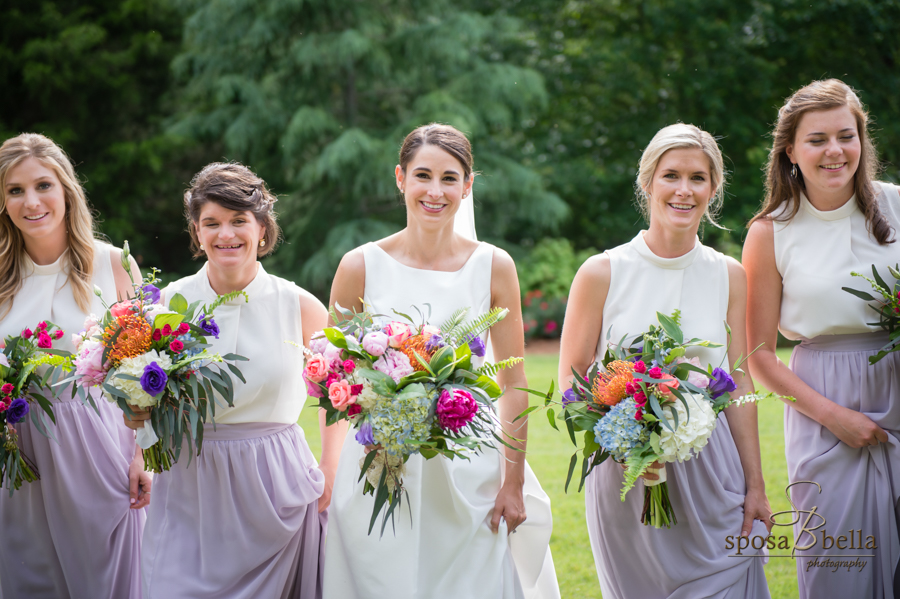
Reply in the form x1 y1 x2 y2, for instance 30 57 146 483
591 360 635 406
105 314 152 366
399 334 436 372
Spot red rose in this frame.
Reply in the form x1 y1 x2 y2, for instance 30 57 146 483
635 408 643 421
1 383 13 395
169 340 184 352
348 404 362 416
152 329 162 341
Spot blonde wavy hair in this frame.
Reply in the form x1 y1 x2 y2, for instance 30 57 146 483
635 123 727 227
0 134 96 317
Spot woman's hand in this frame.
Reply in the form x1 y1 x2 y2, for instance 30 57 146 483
619 460 663 481
823 404 889 448
128 452 151 509
317 463 336 513
122 404 150 431
742 486 773 535
491 480 526 535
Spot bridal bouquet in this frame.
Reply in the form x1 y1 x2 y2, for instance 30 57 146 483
304 305 521 535
843 264 900 363
65 243 247 473
527 311 778 528
0 321 71 493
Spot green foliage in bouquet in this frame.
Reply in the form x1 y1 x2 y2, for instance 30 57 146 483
843 264 900 363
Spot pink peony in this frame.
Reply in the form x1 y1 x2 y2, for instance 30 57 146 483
328 379 356 412
37 332 52 349
383 322 412 348
74 339 108 386
373 349 414 383
309 334 329 355
436 388 478 432
342 359 356 373
304 355 330 383
323 343 343 363
361 331 388 357
677 356 710 390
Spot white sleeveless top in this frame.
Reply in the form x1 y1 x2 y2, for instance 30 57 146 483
773 181 900 340
0 241 117 357
362 242 493 338
163 263 306 425
598 232 729 369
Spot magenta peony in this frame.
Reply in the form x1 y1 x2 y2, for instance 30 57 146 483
436 388 478 432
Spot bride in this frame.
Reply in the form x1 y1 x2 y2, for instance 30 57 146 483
322 123 559 599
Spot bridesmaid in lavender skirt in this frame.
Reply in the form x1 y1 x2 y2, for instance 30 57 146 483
0 133 149 598
745 79 900 599
559 124 772 599
127 162 344 599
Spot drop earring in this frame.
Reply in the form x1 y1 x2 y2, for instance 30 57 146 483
200 244 205 251
791 164 798 178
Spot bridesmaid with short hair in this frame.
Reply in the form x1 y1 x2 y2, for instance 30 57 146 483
129 162 343 598
559 123 772 598
0 133 148 598
744 79 900 598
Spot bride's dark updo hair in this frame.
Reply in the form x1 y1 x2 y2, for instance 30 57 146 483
398 123 473 179
184 162 281 258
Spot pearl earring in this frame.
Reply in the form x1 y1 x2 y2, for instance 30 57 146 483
259 238 266 248
200 244 205 251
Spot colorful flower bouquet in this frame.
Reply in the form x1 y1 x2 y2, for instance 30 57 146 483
0 321 72 493
304 304 522 535
524 310 780 528
843 264 900 363
64 244 247 473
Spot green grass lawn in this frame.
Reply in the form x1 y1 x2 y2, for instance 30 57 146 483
298 348 799 598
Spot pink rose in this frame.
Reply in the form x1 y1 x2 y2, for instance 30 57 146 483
648 366 663 380
37 321 47 331
383 322 412 348
37 332 52 349
635 408 643 421
328 379 356 412
0 400 8 412
53 329 64 340
342 359 356 373
1 383 13 395
177 322 190 335
633 360 646 374
169 339 184 352
21 328 33 340
304 355 330 383
656 374 680 398
109 301 134 318
634 390 647 406
361 331 388 357
677 356 710 390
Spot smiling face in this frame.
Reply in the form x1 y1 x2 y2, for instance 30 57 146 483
786 105 861 203
396 144 472 228
194 201 264 271
645 147 713 234
3 156 68 249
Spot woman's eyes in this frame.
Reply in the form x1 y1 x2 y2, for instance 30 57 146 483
37 182 51 190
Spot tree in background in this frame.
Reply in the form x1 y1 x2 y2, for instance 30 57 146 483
169 0 569 297
0 0 203 275
506 0 900 256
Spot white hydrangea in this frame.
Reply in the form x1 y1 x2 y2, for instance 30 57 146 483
658 393 717 463
104 350 173 408
355 379 382 411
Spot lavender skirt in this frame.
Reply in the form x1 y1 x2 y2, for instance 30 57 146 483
786 333 900 598
585 413 770 599
0 396 144 598
142 422 326 599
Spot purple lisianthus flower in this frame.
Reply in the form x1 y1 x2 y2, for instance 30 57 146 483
355 420 374 446
198 314 220 339
6 397 29 424
140 362 168 397
424 334 445 353
141 284 161 304
562 388 581 406
708 367 737 399
466 335 486 358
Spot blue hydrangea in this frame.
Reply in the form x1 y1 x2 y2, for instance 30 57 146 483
593 398 649 462
369 383 438 456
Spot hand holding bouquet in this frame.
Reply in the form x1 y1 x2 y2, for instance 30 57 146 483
66 243 248 472
304 304 522 535
529 310 783 528
843 264 900 363
0 321 71 493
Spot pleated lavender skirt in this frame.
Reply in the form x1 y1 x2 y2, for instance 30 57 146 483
0 395 144 599
585 413 770 599
142 422 326 599
786 332 900 599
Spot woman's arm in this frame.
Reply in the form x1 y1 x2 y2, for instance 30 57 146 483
557 254 609 389
489 248 528 534
720 257 771 534
299 288 344 513
743 220 887 448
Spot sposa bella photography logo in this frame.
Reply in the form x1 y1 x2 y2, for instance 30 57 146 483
725 481 876 573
